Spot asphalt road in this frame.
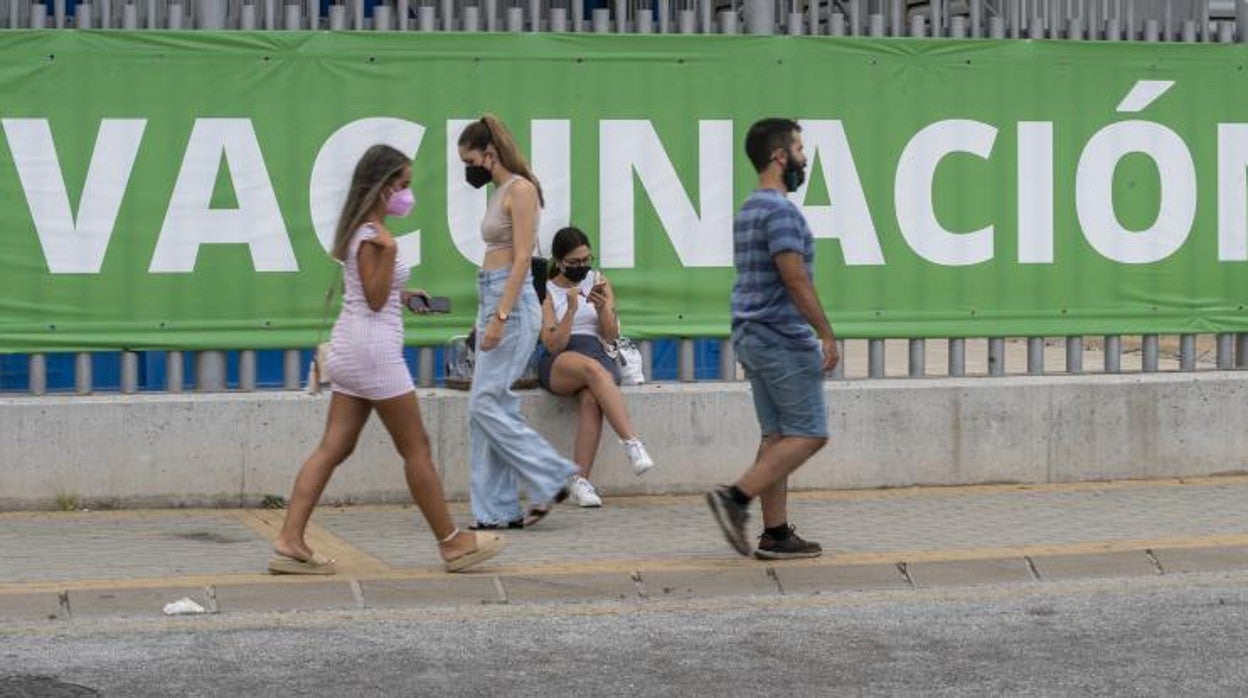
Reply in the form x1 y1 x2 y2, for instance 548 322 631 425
2 571 1246 697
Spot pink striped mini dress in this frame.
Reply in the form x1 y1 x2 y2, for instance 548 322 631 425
325 224 414 401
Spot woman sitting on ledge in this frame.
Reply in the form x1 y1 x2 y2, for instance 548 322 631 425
537 226 656 508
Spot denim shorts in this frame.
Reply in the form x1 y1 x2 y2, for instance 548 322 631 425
733 324 828 439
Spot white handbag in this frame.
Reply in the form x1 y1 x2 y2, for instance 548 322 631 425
606 336 645 386
306 266 342 394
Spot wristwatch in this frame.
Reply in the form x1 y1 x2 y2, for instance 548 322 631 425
494 309 509 323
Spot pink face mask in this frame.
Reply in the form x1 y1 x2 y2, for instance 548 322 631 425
385 188 415 217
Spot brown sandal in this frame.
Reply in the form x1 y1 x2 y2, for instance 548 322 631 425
444 532 506 573
267 552 337 575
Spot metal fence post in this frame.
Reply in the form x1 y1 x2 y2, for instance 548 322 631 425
75 352 93 395
1141 335 1159 372
1065 336 1083 374
418 346 435 387
948 338 965 377
1104 335 1121 373
868 11 883 36
167 351 185 392
718 339 737 381
744 0 772 34
284 349 302 389
639 340 654 382
1217 333 1234 369
121 350 139 393
1027 337 1044 375
29 354 47 395
1179 334 1197 372
239 350 257 391
678 338 695 382
196 350 228 392
195 0 226 27
908 338 925 378
868 338 885 378
988 337 1005 376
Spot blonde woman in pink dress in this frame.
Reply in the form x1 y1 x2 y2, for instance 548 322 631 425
269 145 503 575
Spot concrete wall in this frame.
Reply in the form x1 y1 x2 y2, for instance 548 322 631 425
2 373 1247 510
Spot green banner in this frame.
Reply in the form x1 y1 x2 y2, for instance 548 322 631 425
2 31 1247 352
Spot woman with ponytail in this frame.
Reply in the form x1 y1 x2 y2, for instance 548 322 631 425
458 115 578 529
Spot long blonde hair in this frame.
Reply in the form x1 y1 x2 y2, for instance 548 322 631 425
457 114 544 207
331 145 409 261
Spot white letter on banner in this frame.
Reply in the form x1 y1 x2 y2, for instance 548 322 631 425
1075 121 1196 264
150 119 296 272
1218 124 1248 262
599 120 733 268
447 119 571 264
895 119 998 266
310 118 425 266
3 118 145 274
790 120 884 265
1017 122 1055 263
531 120 571 256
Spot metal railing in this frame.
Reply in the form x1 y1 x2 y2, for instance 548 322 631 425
3 334 1248 394
2 0 1246 40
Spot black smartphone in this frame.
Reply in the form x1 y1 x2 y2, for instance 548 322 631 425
407 295 452 314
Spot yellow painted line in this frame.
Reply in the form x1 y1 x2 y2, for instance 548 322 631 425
1 532 1242 596
831 533 1248 566
237 510 392 577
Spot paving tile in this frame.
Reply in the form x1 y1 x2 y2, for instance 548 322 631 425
0 592 65 623
213 580 358 613
0 514 270 584
70 586 210 619
360 577 500 608
640 567 779 600
905 558 1034 588
500 572 640 604
1151 546 1248 575
773 562 911 595
1028 551 1159 581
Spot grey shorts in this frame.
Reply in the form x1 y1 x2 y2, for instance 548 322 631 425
537 334 622 392
733 325 828 438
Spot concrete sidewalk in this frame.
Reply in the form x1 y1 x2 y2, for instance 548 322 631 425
1 476 1246 623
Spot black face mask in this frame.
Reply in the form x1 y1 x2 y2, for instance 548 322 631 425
782 155 806 193
562 265 592 283
465 165 492 189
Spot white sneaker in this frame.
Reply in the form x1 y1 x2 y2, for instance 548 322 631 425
621 439 655 476
569 476 602 508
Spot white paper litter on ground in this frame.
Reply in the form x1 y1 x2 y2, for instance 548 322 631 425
162 597 207 615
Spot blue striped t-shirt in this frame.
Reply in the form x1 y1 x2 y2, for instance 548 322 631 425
730 189 817 350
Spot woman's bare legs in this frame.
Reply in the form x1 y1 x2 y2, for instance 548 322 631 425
572 388 604 479
273 392 372 561
373 391 480 561
548 353 637 442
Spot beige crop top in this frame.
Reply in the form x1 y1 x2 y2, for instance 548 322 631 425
481 175 540 253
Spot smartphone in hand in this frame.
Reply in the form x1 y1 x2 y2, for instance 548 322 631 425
407 295 452 314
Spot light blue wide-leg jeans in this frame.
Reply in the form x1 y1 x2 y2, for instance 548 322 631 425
469 268 578 525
